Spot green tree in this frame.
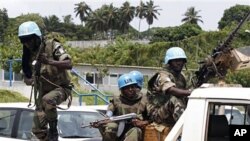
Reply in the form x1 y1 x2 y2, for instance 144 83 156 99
5 13 45 38
181 7 203 25
103 4 119 39
118 1 135 33
135 1 146 38
85 8 107 38
0 8 9 42
144 0 161 30
150 24 203 43
1 14 45 72
43 15 62 33
74 1 92 24
85 4 119 39
218 5 250 30
63 15 73 25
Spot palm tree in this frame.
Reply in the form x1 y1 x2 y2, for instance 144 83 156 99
97 4 119 40
63 15 73 24
119 1 135 33
181 7 203 25
135 1 146 39
144 0 161 29
85 9 107 36
43 15 61 32
74 2 92 25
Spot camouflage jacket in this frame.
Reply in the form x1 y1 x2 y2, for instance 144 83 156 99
108 92 148 120
22 38 71 94
146 68 188 124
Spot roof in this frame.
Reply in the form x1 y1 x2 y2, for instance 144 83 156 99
190 87 250 101
76 63 163 70
0 102 99 112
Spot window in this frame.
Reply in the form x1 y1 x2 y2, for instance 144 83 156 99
86 73 94 84
17 110 34 139
14 73 23 81
206 103 250 141
3 70 23 81
94 73 103 85
109 74 118 85
0 109 17 137
4 70 12 81
58 111 104 138
208 104 249 125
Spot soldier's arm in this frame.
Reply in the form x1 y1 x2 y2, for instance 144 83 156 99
158 73 191 97
39 41 72 69
46 58 72 70
166 87 191 97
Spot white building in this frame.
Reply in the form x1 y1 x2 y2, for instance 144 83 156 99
0 63 162 95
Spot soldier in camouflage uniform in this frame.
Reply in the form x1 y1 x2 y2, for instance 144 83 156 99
100 73 148 141
147 47 191 130
18 21 72 141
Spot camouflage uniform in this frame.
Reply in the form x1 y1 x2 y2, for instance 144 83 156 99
22 38 72 141
147 67 188 127
100 92 147 141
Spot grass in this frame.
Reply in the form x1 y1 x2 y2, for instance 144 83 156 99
0 89 29 102
0 88 111 105
72 90 113 105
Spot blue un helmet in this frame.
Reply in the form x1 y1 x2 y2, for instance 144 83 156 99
18 21 42 38
129 71 143 88
118 74 137 89
164 47 187 64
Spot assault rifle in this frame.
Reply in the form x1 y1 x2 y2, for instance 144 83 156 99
192 11 250 88
81 113 137 128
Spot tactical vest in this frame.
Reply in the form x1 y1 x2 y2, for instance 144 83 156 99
38 39 71 94
111 93 147 120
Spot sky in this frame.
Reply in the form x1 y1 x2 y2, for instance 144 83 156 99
0 0 249 31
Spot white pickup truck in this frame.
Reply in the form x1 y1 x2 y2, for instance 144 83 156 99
165 84 250 141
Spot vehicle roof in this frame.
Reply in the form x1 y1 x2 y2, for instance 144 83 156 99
85 105 108 110
0 102 99 112
190 87 250 101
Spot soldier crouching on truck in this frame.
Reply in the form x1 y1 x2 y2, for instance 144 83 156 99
146 47 191 140
96 73 149 141
18 21 73 141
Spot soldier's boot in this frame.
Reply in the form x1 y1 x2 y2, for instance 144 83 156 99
48 120 58 141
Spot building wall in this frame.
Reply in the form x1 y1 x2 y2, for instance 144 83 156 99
74 64 162 94
66 40 150 48
0 64 162 95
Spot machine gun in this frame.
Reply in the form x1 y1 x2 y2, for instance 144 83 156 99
81 113 137 128
192 11 250 88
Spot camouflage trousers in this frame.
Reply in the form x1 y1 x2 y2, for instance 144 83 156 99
32 87 70 141
152 95 187 124
100 122 143 141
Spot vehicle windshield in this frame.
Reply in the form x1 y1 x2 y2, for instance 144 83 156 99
58 111 104 138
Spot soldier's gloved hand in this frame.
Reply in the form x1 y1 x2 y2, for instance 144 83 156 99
24 77 34 86
38 53 50 64
132 119 149 128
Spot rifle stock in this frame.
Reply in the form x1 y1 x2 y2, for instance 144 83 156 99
81 113 137 128
192 11 250 88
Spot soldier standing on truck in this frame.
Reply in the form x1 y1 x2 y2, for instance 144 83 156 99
18 21 73 141
98 73 149 141
146 47 191 140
